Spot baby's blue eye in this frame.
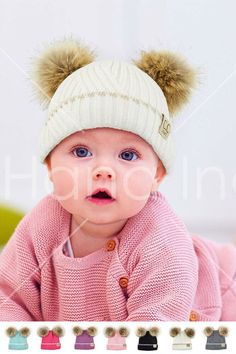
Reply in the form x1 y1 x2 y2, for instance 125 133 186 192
120 150 139 161
72 147 139 161
73 147 92 158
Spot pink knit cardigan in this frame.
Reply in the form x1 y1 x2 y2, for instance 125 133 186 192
0 191 236 321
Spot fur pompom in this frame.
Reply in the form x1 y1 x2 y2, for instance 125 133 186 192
219 327 228 337
170 327 181 337
52 326 64 337
185 328 195 338
204 327 214 337
37 327 49 337
118 327 129 337
20 327 30 337
149 327 159 337
6 327 16 337
105 327 115 338
30 37 96 108
73 326 83 336
136 327 146 337
133 50 197 115
87 327 97 337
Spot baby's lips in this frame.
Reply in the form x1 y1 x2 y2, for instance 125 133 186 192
89 188 115 200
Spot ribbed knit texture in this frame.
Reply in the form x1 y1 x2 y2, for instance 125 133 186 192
205 330 227 350
138 331 158 351
107 332 127 350
8 331 29 350
75 331 95 350
40 330 61 350
172 331 192 350
38 60 174 172
0 191 236 321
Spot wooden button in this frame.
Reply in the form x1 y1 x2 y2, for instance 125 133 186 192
189 310 198 321
119 277 129 288
106 239 116 251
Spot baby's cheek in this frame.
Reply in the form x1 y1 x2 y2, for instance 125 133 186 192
122 166 154 201
52 171 76 198
51 166 88 213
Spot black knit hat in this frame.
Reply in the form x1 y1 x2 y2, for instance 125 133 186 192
136 327 159 351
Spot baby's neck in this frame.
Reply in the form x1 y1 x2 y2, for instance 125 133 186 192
69 215 127 258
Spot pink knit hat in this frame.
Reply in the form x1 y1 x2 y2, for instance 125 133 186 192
105 327 129 350
37 326 64 350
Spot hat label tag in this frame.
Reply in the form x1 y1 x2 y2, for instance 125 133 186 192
159 113 171 139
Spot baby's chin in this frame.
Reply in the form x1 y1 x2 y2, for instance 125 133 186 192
56 194 149 222
71 209 126 226
67 207 137 227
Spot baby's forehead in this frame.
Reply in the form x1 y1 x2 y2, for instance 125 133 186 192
69 127 146 146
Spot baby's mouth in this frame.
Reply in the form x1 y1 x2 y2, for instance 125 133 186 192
91 191 112 199
86 190 116 205
87 188 116 201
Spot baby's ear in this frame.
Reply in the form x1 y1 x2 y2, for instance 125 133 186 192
155 159 166 187
45 155 51 169
45 155 53 182
151 159 166 191
158 160 166 180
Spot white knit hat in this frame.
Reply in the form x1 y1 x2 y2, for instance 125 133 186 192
31 38 197 173
170 327 195 350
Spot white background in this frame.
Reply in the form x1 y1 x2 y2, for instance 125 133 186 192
0 0 236 243
0 321 233 353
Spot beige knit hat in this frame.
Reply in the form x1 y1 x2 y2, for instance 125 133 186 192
30 37 197 173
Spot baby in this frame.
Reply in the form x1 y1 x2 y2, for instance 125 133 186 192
0 38 236 321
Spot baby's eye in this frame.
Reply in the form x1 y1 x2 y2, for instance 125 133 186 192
119 150 139 161
72 147 140 161
72 147 92 158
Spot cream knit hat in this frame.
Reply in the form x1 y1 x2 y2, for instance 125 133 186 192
31 38 197 173
170 327 195 350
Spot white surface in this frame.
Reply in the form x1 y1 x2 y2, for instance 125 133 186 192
0 0 236 243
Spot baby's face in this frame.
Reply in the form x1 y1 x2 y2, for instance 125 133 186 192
46 128 165 223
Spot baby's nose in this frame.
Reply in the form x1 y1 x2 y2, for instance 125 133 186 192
92 166 115 180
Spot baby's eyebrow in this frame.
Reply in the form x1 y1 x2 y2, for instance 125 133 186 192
71 136 142 146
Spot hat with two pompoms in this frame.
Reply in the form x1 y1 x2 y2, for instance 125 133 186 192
73 326 97 350
37 326 64 350
204 326 228 350
170 327 195 350
105 326 129 350
136 326 159 351
6 327 31 350
30 37 198 173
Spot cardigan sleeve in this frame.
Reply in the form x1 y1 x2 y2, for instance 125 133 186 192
0 216 42 320
125 221 198 321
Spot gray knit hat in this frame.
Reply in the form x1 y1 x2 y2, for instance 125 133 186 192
30 37 197 173
204 327 228 350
